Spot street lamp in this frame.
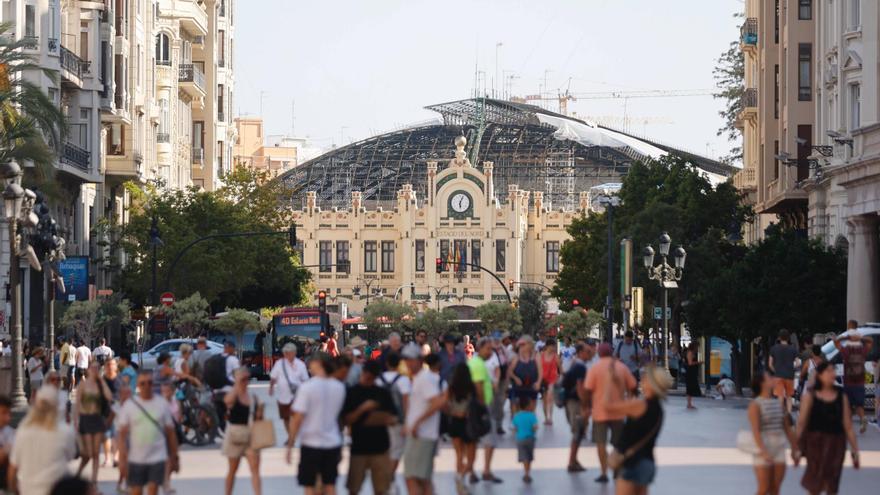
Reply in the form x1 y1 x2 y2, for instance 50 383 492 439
1 161 28 411
644 232 686 372
597 193 620 342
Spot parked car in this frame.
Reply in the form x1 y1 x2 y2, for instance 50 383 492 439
138 338 224 371
820 323 879 411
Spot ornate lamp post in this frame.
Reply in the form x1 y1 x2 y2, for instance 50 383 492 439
643 232 686 372
1 161 27 410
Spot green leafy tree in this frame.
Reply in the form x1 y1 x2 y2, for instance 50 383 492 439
167 292 210 337
547 309 605 340
364 300 415 338
518 288 547 336
405 308 458 339
475 302 522 334
552 156 752 342
212 308 261 357
115 170 309 310
713 12 745 164
60 295 131 345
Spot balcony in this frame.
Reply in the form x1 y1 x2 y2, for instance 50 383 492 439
733 167 756 191
157 133 171 144
738 88 758 123
62 141 91 171
168 0 209 37
48 38 58 53
192 148 204 168
218 111 225 122
21 35 38 50
178 64 206 97
740 18 758 47
59 46 85 86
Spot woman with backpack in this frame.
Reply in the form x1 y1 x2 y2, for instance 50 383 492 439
539 338 561 425
446 363 478 494
73 361 113 486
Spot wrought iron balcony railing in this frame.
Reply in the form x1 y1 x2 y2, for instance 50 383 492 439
60 45 84 79
741 88 758 109
62 141 91 171
157 133 171 144
22 35 38 50
741 18 758 45
178 64 205 90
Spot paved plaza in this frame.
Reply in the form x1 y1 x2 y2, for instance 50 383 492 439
90 382 880 495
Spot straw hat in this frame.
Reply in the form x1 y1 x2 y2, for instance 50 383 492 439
643 365 674 399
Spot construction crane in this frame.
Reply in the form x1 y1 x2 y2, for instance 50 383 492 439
517 89 715 116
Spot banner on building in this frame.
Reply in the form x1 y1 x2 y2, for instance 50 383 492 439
56 256 89 302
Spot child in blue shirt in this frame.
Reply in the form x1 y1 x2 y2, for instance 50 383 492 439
512 396 539 483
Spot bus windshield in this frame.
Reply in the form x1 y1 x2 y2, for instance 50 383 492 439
272 310 327 355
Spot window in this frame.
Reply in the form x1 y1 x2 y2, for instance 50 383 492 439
319 241 332 272
773 140 780 180
546 241 560 272
381 241 395 273
453 240 468 272
336 241 349 273
219 30 226 65
364 241 377 273
25 5 36 37
774 64 780 118
107 123 124 155
218 84 225 121
79 108 90 150
415 240 425 272
797 125 812 182
155 33 170 64
798 0 812 20
850 83 861 131
157 98 169 139
774 0 779 43
495 240 506 272
850 0 861 29
798 44 812 101
471 240 481 271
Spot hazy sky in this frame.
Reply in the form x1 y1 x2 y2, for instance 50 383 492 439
235 0 744 161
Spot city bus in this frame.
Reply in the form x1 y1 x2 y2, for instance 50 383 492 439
342 317 369 342
271 307 331 360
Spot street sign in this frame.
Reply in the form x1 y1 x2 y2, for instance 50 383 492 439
160 292 175 307
653 306 672 320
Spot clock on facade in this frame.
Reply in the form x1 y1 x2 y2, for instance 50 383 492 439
447 191 474 219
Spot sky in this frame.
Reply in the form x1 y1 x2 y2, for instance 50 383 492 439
234 0 744 161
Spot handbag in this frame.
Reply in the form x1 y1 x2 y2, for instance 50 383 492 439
464 397 491 440
608 418 661 471
249 395 276 450
736 430 761 454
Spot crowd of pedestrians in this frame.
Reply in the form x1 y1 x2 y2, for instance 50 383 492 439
0 317 876 495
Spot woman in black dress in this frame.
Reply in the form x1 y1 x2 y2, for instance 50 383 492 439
685 342 702 409
446 363 477 491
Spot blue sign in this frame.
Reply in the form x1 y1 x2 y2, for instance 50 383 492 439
56 256 89 302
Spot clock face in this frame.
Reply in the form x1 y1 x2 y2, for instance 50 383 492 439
451 193 470 213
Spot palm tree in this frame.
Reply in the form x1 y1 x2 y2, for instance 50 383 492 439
0 22 67 189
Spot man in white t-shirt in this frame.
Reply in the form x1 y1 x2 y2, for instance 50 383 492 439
285 353 346 493
560 337 576 372
269 343 309 432
93 338 113 365
377 349 412 480
402 354 445 494
75 341 92 383
118 369 179 495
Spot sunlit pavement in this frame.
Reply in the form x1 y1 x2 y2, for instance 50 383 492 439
92 382 880 494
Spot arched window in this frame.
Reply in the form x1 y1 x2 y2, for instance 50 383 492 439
155 33 170 65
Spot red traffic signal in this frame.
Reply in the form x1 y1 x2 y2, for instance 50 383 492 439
508 279 514 291
572 299 580 307
318 290 327 312
435 257 443 273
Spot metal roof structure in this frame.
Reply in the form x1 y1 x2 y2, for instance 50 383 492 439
277 98 734 210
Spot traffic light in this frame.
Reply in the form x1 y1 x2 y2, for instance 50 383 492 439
435 257 443 273
572 299 580 308
318 290 327 312
288 224 297 249
508 279 514 292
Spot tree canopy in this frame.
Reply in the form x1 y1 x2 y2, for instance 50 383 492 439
475 302 522 334
548 309 605 340
363 300 415 338
405 308 458 339
713 12 745 164
112 168 310 311
165 292 211 337
60 295 131 345
552 155 752 338
518 288 547 336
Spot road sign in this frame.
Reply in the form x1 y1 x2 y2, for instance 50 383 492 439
160 292 175 307
653 306 672 320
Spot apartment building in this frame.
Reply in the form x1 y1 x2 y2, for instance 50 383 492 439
808 0 879 324
0 0 234 339
233 117 297 177
736 0 816 241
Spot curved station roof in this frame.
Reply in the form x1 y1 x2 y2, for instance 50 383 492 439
278 98 734 210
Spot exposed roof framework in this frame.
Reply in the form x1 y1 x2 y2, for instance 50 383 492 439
277 98 733 210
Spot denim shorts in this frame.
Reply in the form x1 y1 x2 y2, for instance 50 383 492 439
618 457 656 485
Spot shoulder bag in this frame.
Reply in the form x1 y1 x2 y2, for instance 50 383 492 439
280 359 299 398
249 394 276 450
130 398 179 472
608 415 661 471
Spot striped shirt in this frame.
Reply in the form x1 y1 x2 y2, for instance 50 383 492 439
756 397 785 433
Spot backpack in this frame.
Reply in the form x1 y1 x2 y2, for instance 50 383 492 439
204 354 231 390
560 362 586 404
378 373 406 422
465 398 491 440
615 340 640 362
